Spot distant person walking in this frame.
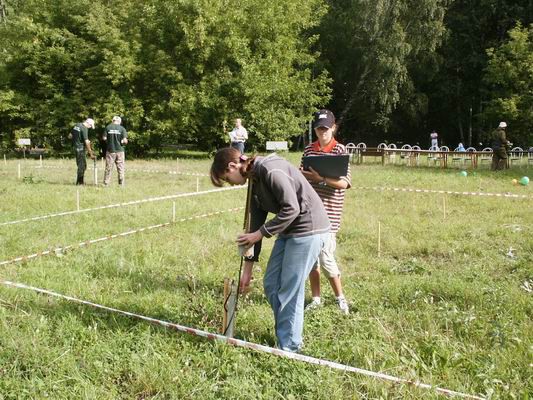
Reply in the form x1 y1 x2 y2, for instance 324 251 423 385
228 118 248 154
70 118 96 185
491 122 510 171
103 116 128 186
300 109 351 315
430 131 438 150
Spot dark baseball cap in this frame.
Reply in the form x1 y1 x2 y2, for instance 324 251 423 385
313 109 335 129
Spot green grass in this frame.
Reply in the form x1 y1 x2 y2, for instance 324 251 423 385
0 155 531 399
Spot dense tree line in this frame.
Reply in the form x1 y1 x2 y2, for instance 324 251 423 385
0 0 531 154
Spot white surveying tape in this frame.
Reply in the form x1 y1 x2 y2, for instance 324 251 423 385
0 207 243 267
34 165 208 176
0 186 244 227
355 186 532 200
0 279 484 400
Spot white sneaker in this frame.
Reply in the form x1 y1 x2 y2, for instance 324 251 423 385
336 297 349 315
305 297 322 311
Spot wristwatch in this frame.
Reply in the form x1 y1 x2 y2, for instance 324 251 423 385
319 177 327 186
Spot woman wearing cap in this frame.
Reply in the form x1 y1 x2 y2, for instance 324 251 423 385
210 148 330 352
300 109 351 315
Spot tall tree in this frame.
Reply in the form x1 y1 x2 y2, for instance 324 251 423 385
316 0 449 142
482 23 533 147
425 0 532 147
0 0 330 153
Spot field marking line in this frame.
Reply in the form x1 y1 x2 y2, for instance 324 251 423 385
0 279 485 400
355 186 532 199
0 207 243 267
0 186 245 227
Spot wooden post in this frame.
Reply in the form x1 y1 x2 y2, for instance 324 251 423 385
224 280 237 338
39 154 43 167
377 221 381 258
172 201 176 223
93 165 98 185
443 195 446 220
101 157 104 170
222 278 229 334
17 162 21 179
222 278 237 337
76 190 80 211
3 154 6 165
176 157 179 173
381 149 386 166
196 177 199 192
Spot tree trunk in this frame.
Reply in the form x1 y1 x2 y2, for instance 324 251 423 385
0 0 7 22
337 65 370 130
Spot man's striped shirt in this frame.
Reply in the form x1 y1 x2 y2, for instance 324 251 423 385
302 139 351 233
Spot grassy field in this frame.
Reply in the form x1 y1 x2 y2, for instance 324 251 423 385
0 154 531 399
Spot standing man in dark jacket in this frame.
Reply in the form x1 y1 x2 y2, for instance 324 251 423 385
491 122 510 171
70 118 96 185
103 116 128 186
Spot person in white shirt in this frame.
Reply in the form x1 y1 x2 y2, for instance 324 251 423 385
430 131 438 150
228 118 248 154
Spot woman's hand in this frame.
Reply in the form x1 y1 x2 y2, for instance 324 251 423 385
301 166 323 183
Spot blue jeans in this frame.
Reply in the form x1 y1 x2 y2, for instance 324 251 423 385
231 141 244 154
263 233 326 352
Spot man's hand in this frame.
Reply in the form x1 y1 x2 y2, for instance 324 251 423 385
121 138 128 145
237 230 263 249
301 166 323 183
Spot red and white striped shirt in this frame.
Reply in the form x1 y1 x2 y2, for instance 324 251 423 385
302 139 351 233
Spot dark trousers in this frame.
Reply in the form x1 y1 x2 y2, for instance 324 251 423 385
491 148 508 171
75 149 87 184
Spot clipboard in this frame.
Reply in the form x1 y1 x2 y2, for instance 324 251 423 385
302 154 350 178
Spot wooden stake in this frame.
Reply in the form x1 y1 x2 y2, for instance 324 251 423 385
17 163 21 179
443 195 446 220
377 221 381 258
176 157 179 173
196 177 199 192
222 278 229 333
39 154 42 167
76 189 80 211
172 201 176 223
222 277 238 336
101 157 105 169
93 165 98 185
3 154 6 165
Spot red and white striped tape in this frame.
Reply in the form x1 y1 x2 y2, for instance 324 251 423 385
0 279 484 399
0 207 243 267
34 165 208 176
355 186 532 199
0 186 244 227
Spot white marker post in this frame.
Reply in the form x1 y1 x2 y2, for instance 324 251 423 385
377 221 381 258
17 163 21 180
172 201 176 223
76 190 80 211
4 154 7 166
196 177 200 192
39 155 43 168
93 166 98 185
176 157 179 173
443 195 446 220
